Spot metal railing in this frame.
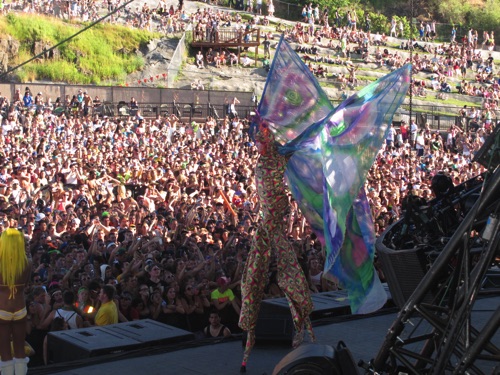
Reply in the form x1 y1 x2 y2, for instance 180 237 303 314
193 27 261 44
24 101 256 123
26 99 495 131
0 83 255 116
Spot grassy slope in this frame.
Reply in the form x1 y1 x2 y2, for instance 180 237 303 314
0 11 493 115
0 13 160 84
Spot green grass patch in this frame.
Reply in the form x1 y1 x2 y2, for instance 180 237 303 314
240 13 254 22
243 49 268 61
355 74 378 82
400 105 458 117
1 13 160 83
319 81 339 89
412 92 481 108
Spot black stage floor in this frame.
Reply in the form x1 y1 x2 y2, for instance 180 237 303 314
33 294 499 375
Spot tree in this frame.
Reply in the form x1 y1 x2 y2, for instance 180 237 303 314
437 0 472 26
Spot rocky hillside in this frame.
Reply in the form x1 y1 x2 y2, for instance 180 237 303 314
0 36 20 73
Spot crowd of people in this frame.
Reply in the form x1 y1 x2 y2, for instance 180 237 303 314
0 81 495 367
1 0 190 33
369 119 492 235
287 24 499 105
261 8 499 108
7 0 499 107
0 0 498 370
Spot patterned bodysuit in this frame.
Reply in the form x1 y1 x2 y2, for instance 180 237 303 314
239 128 314 369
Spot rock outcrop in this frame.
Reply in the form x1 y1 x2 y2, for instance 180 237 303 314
0 36 20 72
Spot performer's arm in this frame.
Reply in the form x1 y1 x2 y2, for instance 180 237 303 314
286 210 294 236
299 215 307 235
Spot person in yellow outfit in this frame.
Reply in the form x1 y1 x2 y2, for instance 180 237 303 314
0 229 32 375
95 285 118 326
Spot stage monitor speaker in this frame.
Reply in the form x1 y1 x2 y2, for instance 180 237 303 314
255 291 353 343
272 344 340 375
47 326 140 363
473 123 500 170
483 268 500 289
255 298 295 344
47 321 195 364
377 245 432 309
309 290 352 320
104 319 194 347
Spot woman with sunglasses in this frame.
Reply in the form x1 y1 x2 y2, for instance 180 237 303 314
118 292 139 322
179 282 209 333
134 284 152 319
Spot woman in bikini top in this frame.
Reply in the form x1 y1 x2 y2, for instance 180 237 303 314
0 228 32 374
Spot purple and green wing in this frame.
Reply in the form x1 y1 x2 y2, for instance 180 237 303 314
258 37 333 146
258 37 410 314
287 64 410 313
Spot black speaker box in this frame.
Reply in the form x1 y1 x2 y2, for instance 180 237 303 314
377 246 432 309
104 319 194 346
473 123 500 170
47 320 195 363
255 299 295 343
309 291 352 320
47 326 140 363
254 291 353 343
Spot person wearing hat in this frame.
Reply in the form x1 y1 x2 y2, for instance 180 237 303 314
100 211 116 232
0 229 32 375
100 264 112 281
76 90 84 104
210 277 240 332
108 247 126 272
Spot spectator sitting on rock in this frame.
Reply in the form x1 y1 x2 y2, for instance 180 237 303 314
196 50 204 68
229 52 238 67
241 54 252 67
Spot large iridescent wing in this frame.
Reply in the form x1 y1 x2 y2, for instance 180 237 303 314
258 36 334 145
332 190 387 314
285 65 411 313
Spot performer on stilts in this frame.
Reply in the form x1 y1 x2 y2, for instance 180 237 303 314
238 122 315 373
237 36 410 372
